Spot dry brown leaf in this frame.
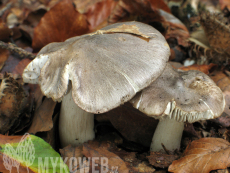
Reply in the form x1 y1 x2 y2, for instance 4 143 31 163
41 113 59 149
168 138 230 173
81 139 153 172
108 0 189 47
32 0 89 52
20 9 47 39
108 0 161 24
179 63 217 74
83 141 129 173
27 97 56 134
85 0 118 30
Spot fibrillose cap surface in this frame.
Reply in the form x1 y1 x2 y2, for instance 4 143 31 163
23 21 170 114
131 64 225 123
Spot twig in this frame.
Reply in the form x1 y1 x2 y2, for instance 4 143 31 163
161 143 170 155
0 41 35 59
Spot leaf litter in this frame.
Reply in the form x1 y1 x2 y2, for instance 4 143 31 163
1 0 230 173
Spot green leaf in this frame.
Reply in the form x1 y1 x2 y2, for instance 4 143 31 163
0 133 69 173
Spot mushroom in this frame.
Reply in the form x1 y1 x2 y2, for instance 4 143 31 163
130 63 225 152
22 21 170 147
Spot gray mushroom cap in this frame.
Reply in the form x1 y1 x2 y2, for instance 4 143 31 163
23 21 170 113
131 63 225 123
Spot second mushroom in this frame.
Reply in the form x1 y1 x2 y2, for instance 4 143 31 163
130 63 225 152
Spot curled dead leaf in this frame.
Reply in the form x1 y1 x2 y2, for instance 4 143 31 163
27 97 56 134
32 0 89 52
169 138 230 173
85 0 118 30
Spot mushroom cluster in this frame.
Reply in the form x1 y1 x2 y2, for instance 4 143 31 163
23 21 224 152
23 21 170 147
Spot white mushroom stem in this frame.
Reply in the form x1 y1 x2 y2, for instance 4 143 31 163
150 117 184 152
59 88 95 147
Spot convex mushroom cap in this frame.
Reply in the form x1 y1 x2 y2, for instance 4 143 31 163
22 21 170 147
23 21 170 114
131 63 225 152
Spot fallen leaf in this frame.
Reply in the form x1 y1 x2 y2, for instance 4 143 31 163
83 141 129 173
40 113 60 149
179 63 217 74
20 8 47 39
0 133 69 173
85 0 118 30
108 0 159 23
32 0 89 52
27 97 56 134
168 138 230 173
108 0 189 47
